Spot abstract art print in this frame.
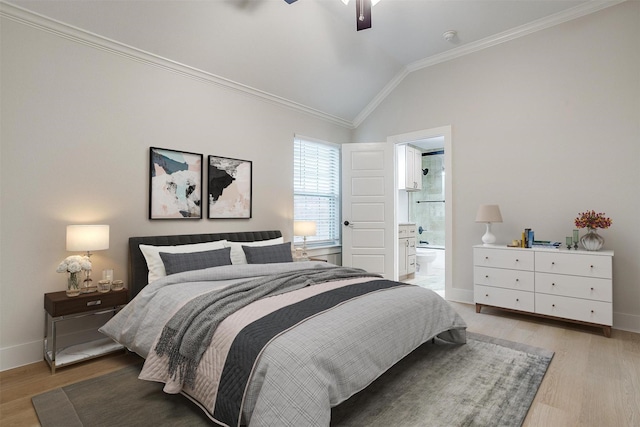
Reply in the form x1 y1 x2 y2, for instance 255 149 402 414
149 147 203 219
208 155 252 219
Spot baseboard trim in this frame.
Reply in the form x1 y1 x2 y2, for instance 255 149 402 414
613 311 640 334
1 328 107 372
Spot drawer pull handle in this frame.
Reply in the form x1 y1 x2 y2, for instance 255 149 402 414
590 265 594 268
485 294 489 297
552 304 555 307
551 283 555 286
485 275 489 278
515 259 519 262
516 298 519 302
551 262 555 265
590 287 594 291
591 310 594 313
515 278 519 282
87 300 102 307
485 256 489 260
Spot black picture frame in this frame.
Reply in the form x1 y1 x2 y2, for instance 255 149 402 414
208 155 252 219
149 147 203 220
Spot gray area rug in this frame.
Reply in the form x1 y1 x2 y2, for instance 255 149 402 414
33 333 553 427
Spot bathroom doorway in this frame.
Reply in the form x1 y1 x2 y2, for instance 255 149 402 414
409 143 445 296
389 126 451 299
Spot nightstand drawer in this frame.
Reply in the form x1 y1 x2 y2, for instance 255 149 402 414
44 290 128 317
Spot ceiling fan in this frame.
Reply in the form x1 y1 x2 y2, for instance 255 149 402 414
284 0 376 31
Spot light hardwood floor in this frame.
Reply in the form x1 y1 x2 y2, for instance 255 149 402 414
1 302 639 426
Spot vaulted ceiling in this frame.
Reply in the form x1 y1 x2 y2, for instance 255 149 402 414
11 0 620 126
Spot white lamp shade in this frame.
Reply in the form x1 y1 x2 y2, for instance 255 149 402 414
294 221 317 237
475 205 503 223
66 225 110 252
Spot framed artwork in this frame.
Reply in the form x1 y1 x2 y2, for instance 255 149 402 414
149 147 203 219
208 155 252 219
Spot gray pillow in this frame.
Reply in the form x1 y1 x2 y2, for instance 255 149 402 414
159 247 232 275
242 242 293 264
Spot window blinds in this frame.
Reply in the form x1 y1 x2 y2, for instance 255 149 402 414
293 137 340 246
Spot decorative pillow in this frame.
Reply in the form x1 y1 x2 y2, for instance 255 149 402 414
223 237 284 264
159 247 232 275
139 240 227 283
243 242 293 264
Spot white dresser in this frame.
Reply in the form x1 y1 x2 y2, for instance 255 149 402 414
473 245 613 337
399 224 416 279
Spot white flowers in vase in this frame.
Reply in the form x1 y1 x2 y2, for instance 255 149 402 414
56 255 92 274
57 255 92 296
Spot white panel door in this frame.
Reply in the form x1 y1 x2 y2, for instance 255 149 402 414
342 143 395 279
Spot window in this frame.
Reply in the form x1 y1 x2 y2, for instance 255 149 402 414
293 136 340 247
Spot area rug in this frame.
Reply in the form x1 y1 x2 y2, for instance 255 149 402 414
33 333 553 427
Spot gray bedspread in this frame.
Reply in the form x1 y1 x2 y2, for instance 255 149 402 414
100 262 467 427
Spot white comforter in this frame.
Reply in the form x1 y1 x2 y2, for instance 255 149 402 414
100 262 467 426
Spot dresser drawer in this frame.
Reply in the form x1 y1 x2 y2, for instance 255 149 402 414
535 293 612 326
535 272 612 302
475 285 534 312
474 266 535 292
535 252 612 279
474 248 534 271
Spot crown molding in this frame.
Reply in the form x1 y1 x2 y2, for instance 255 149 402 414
1 0 626 130
355 0 626 128
0 1 354 129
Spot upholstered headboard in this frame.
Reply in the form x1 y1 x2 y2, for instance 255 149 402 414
128 230 282 299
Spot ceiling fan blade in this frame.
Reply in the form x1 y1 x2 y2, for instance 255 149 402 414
356 0 372 31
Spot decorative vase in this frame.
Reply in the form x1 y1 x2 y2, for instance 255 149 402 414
580 228 604 251
66 271 81 297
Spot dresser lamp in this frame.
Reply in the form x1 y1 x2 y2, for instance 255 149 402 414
66 225 110 292
294 221 317 258
475 205 502 246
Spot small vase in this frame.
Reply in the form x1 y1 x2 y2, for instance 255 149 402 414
580 228 604 251
66 272 81 297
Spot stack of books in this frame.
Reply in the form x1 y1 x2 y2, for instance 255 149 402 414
531 240 562 249
520 228 561 249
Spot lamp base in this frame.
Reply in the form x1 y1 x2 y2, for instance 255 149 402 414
481 223 497 245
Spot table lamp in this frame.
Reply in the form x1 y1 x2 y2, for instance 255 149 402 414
294 221 317 258
475 205 502 246
67 225 110 292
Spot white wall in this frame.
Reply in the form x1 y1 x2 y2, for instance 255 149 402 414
354 2 640 331
0 11 351 370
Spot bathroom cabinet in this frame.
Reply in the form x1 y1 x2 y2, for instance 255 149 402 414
399 224 416 279
397 145 422 191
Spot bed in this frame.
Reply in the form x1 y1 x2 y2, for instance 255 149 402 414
101 230 467 427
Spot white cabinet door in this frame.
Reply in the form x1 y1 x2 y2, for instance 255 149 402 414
397 145 422 191
412 146 422 191
398 238 408 276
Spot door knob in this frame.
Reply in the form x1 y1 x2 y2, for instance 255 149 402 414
343 220 350 226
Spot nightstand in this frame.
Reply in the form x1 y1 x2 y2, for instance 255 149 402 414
43 289 128 373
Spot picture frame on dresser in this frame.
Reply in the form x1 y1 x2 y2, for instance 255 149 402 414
208 155 252 219
149 147 203 220
473 245 613 337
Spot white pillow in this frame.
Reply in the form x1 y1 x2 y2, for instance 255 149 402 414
139 240 227 283
223 237 284 265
